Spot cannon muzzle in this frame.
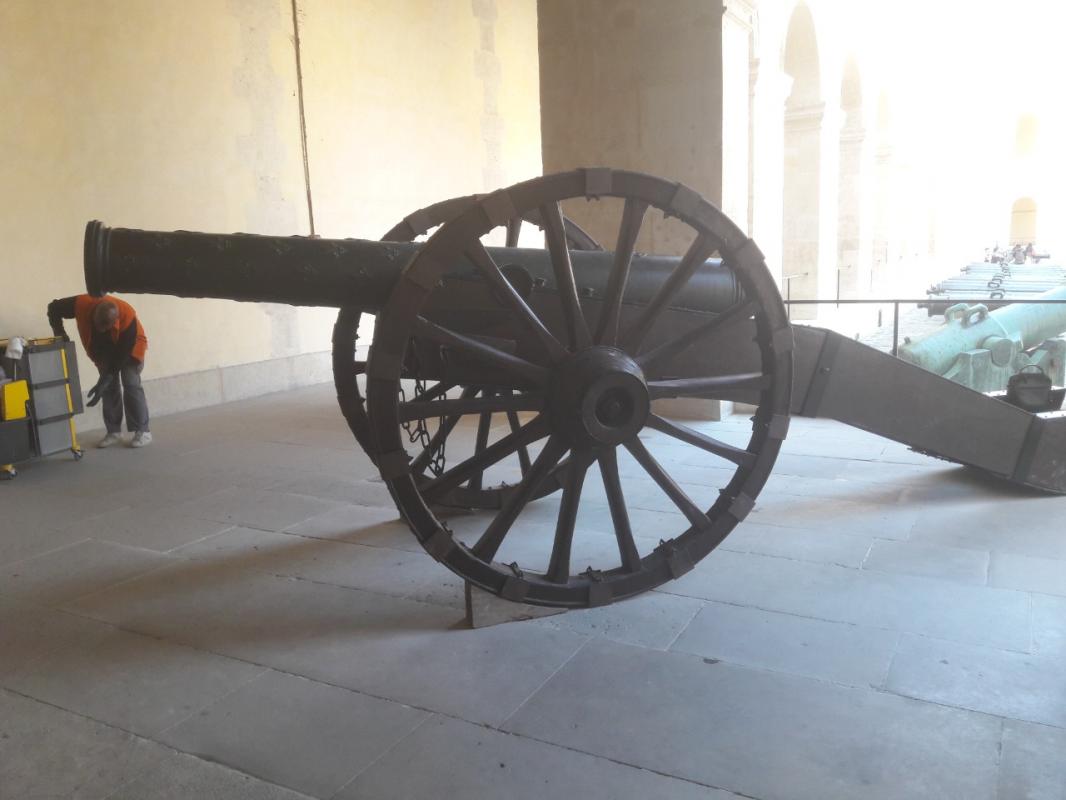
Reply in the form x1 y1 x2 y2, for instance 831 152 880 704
84 221 744 314
84 220 419 310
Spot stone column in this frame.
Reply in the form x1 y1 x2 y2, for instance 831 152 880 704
751 67 791 287
538 0 730 420
538 0 724 244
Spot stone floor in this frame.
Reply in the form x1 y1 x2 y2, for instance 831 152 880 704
2 382 1065 799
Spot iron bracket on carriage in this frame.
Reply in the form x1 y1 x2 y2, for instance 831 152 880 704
84 168 1066 610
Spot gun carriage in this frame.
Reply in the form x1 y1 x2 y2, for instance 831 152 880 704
83 169 1066 609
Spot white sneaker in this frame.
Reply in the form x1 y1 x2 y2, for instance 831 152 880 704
130 431 153 448
97 433 121 448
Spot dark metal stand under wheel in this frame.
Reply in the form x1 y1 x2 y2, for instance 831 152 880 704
367 169 794 608
331 193 602 509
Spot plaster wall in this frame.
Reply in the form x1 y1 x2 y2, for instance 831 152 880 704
1 0 541 421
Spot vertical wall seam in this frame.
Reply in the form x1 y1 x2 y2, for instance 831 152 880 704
290 0 315 235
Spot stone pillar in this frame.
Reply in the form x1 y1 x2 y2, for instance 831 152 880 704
538 0 729 420
721 0 756 229
538 0 724 244
781 100 824 319
870 141 894 293
751 67 790 286
836 124 866 298
815 102 841 307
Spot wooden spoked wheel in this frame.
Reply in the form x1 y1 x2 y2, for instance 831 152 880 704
331 194 601 509
367 169 793 607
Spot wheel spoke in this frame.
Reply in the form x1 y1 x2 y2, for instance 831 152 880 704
598 447 642 572
399 392 542 423
408 381 454 405
472 435 569 561
421 415 552 500
645 414 756 468
623 437 713 531
637 299 757 374
466 242 569 363
505 217 521 248
413 316 548 386
504 390 531 475
620 233 717 353
469 395 495 491
540 201 592 350
595 198 648 345
546 450 594 583
647 372 770 400
410 386 474 474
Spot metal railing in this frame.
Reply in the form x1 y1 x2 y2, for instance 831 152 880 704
783 297 1066 356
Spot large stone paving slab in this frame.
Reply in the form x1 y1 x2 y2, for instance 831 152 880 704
530 590 705 650
988 551 1066 597
283 504 412 548
908 495 1066 560
79 506 234 552
723 522 875 567
167 486 345 532
0 689 166 799
0 520 89 569
107 749 315 799
0 539 173 605
65 559 589 726
264 611 590 726
0 596 105 679
885 633 1066 728
998 719 1066 800
1032 594 1066 658
173 526 448 600
5 620 266 736
504 638 1002 800
64 560 456 664
161 670 428 799
664 549 1031 651
337 715 736 800
861 539 990 585
745 496 919 540
670 601 899 687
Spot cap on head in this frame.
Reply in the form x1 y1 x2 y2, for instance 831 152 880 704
93 300 119 332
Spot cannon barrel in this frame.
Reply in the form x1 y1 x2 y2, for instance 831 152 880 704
83 221 744 313
899 284 1066 375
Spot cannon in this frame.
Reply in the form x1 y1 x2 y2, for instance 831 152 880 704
900 286 1066 394
84 169 1066 609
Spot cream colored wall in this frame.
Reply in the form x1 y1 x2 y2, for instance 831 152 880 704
0 0 312 379
1 0 541 397
299 0 542 241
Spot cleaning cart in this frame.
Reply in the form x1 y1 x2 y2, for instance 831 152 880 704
0 337 83 479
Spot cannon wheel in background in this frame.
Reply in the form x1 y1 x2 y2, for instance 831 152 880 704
331 194 602 509
367 169 794 608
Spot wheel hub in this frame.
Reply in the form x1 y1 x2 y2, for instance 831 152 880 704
548 347 650 447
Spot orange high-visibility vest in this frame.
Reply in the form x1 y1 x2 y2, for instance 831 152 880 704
73 295 148 364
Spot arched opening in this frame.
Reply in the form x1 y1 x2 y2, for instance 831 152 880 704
781 2 822 318
837 56 864 299
1010 197 1037 245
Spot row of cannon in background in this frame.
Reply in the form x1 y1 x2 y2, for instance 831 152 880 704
921 259 1065 315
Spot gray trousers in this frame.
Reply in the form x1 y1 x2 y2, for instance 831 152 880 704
101 362 150 434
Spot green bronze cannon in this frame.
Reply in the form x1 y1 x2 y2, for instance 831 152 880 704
899 285 1066 394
